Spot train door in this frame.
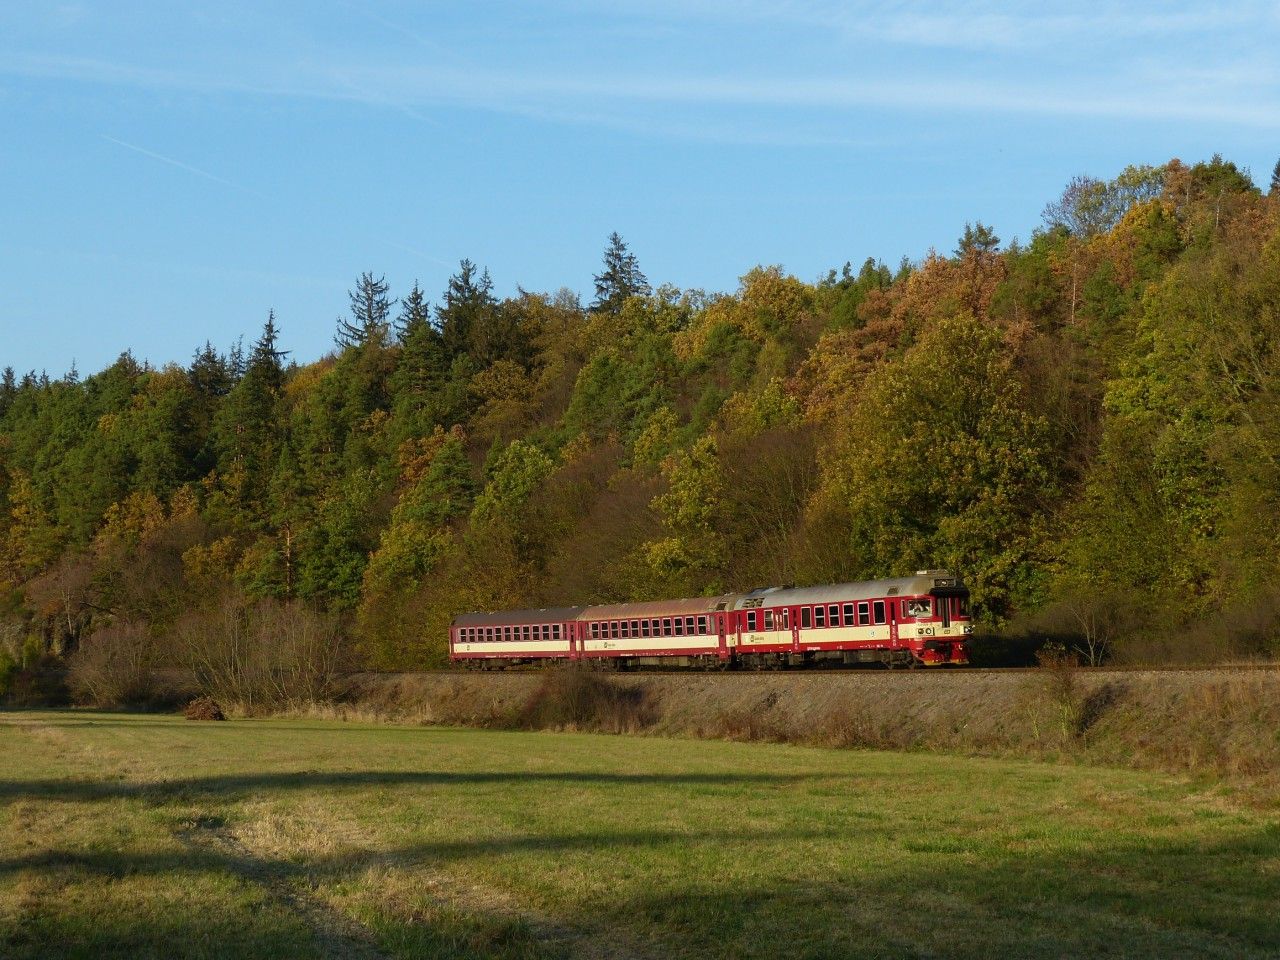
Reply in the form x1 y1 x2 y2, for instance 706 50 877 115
940 597 951 629
715 612 728 660
789 607 800 652
889 600 899 649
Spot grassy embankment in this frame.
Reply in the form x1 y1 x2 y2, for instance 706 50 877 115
3 711 1279 959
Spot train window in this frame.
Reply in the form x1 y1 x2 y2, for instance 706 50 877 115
814 606 826 628
956 596 970 617
621 620 631 638
781 608 790 630
641 619 651 638
631 619 639 637
590 622 599 640
857 602 870 625
554 624 562 640
763 609 774 630
801 606 812 629
828 604 840 626
904 598 931 618
873 600 886 624
674 617 684 636
843 603 855 623
697 615 708 634
663 618 673 636
746 610 757 631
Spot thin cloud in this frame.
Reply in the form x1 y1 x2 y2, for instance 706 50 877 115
4 28 1274 141
100 134 245 190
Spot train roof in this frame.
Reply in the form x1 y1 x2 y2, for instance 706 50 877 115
582 594 740 620
452 606 586 627
733 572 964 608
450 573 965 627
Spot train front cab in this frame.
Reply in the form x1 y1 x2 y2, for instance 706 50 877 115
897 589 971 665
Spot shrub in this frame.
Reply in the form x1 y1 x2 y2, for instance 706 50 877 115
520 664 654 733
0 648 16 700
184 696 226 721
175 591 348 712
68 621 159 707
2 654 70 707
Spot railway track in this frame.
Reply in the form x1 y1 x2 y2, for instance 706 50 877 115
391 662 1280 678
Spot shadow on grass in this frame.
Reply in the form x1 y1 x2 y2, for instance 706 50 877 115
4 824 1280 960
0 769 823 802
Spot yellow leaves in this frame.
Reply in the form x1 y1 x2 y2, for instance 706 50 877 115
716 378 801 440
632 408 679 465
182 536 239 593
672 267 817 361
395 425 455 486
469 358 535 441
94 491 166 554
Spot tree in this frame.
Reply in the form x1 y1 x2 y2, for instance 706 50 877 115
436 260 496 361
955 222 1000 257
1270 158 1280 195
336 272 393 349
816 312 1054 620
391 282 447 420
1041 165 1165 237
212 312 288 516
591 232 650 314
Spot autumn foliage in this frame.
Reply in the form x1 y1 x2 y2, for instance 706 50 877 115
2 155 1279 694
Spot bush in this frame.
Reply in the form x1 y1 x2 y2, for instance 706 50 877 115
0 648 16 700
68 621 159 707
184 696 226 721
175 592 348 712
2 654 70 707
520 664 654 733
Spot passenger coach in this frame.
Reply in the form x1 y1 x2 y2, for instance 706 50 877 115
450 571 971 668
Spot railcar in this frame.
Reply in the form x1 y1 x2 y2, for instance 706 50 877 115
449 571 971 668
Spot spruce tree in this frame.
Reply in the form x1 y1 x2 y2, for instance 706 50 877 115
591 232 650 314
436 259 496 360
213 311 288 514
1271 158 1280 195
0 366 15 418
336 272 394 349
393 282 447 406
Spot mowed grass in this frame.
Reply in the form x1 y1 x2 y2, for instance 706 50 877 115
2 713 1278 960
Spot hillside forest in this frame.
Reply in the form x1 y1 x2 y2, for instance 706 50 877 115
3 155 1280 702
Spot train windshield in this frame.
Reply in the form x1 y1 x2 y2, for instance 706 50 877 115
903 598 932 619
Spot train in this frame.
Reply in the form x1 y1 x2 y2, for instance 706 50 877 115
449 571 972 669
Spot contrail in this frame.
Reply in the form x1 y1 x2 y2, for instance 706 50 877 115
100 134 260 194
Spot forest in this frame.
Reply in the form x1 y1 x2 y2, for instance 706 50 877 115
3 154 1280 704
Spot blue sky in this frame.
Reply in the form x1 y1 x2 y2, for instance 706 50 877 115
3 1 1278 376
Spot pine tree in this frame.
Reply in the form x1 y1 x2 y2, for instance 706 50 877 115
248 310 288 389
436 260 496 360
213 311 288 514
189 342 232 400
392 282 447 405
591 232 650 314
1271 158 1280 195
336 272 394 349
955 221 1001 257
0 366 16 418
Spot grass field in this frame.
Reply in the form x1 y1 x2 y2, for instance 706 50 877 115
2 712 1278 959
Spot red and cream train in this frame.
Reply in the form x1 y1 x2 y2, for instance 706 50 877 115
449 571 971 668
